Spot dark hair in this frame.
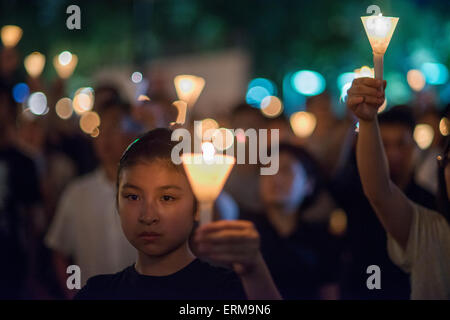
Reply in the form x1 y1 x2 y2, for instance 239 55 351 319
437 136 450 224
378 105 416 134
97 100 131 118
116 127 197 212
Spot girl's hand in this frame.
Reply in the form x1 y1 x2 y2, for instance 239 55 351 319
193 220 261 276
347 78 387 121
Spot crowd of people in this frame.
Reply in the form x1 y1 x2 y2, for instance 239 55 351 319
0 44 449 300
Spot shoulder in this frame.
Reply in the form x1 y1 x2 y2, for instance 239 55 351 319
412 203 450 240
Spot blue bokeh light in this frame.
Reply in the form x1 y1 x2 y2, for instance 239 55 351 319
337 72 356 90
291 70 326 96
245 86 271 108
420 62 449 85
248 78 277 96
12 83 30 103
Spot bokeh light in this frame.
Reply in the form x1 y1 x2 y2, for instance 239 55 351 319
406 69 426 92
131 71 143 84
137 95 150 101
28 92 48 116
80 111 101 134
53 52 78 79
1 25 22 48
420 62 449 85
414 124 434 150
260 96 283 118
212 128 234 151
24 52 46 78
337 72 356 91
201 141 216 161
289 111 317 138
55 97 73 120
354 66 374 78
340 82 352 102
329 209 347 236
245 86 270 108
58 51 72 66
439 117 449 136
248 78 277 95
73 87 95 114
196 118 219 141
174 75 205 107
291 70 326 96
12 83 29 103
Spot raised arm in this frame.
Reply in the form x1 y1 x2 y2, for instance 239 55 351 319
347 78 414 250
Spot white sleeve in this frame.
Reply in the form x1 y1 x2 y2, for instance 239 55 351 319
45 183 78 257
387 202 448 274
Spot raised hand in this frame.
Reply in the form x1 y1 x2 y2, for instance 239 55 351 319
347 77 387 121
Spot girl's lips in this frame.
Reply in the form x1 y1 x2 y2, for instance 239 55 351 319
138 232 162 241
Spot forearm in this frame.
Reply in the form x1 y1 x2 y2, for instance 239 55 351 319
356 118 413 248
356 118 392 205
239 254 282 300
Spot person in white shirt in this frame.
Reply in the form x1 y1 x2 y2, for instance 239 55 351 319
45 101 140 298
347 77 450 300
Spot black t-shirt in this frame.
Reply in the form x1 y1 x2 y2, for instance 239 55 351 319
241 211 342 300
74 259 247 300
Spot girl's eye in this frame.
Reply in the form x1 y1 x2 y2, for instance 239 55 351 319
125 194 140 201
161 195 175 202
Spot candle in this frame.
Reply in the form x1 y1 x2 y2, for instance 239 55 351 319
24 52 46 78
53 51 78 79
361 13 399 80
1 25 22 48
174 75 205 108
181 142 235 225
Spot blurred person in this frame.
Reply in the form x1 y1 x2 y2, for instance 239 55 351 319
266 115 298 146
75 128 280 300
0 84 42 298
224 103 267 213
93 83 122 113
415 106 444 194
132 94 177 130
332 105 436 299
45 101 142 298
347 77 449 299
15 113 77 298
305 92 353 178
241 143 344 299
0 48 21 87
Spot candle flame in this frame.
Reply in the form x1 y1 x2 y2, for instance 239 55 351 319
201 142 216 162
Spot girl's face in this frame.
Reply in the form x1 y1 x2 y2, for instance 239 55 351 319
118 161 197 257
260 152 311 212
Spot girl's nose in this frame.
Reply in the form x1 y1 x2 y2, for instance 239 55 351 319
138 202 160 225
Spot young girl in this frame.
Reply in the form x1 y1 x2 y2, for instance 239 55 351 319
75 128 281 300
347 77 450 299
